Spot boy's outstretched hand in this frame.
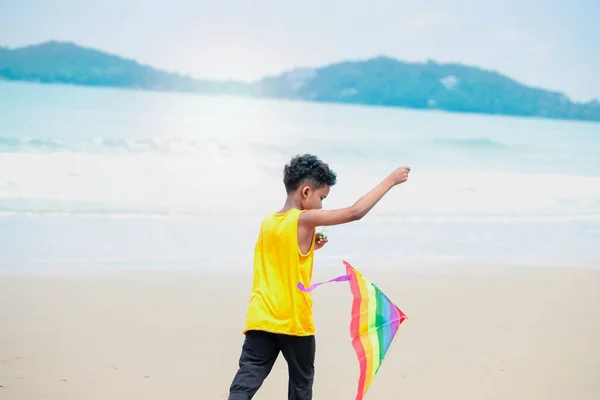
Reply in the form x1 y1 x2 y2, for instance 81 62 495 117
298 165 412 232
389 166 411 185
315 232 328 250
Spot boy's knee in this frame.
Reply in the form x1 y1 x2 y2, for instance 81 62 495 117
228 391 250 400
289 383 313 400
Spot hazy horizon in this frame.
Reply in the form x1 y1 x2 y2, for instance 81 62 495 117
2 0 599 101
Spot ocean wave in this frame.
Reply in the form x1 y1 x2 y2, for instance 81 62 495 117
0 137 70 152
1 209 599 223
0 135 412 164
2 153 600 218
432 137 508 149
0 136 231 156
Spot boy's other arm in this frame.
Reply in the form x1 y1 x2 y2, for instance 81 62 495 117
299 166 410 229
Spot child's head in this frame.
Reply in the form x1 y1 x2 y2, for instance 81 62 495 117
284 154 337 210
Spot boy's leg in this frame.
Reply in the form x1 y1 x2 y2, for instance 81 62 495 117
228 330 280 400
278 334 316 400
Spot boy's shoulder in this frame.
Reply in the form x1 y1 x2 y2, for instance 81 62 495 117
259 208 302 229
264 208 302 220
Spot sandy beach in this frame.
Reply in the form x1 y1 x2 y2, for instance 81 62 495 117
1 265 599 400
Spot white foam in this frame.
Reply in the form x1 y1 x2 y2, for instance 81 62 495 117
305 168 600 218
0 152 267 211
1 153 600 218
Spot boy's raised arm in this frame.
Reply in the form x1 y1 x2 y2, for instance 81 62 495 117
299 166 410 229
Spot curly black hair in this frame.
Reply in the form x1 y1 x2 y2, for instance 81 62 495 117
283 154 337 193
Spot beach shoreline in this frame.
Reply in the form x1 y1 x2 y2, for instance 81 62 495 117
1 264 599 399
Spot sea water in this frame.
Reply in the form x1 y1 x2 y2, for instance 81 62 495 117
1 81 599 274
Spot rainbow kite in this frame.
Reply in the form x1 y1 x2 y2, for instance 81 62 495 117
298 260 407 399
345 261 407 399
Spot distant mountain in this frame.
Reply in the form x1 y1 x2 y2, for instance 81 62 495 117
1 41 599 122
251 57 600 122
0 41 248 95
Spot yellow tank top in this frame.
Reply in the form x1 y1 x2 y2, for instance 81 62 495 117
243 208 316 336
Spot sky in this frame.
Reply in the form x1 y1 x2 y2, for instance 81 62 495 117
1 0 599 101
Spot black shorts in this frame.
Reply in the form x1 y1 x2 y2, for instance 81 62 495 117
228 330 316 400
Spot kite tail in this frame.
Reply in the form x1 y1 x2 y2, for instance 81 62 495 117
296 274 351 292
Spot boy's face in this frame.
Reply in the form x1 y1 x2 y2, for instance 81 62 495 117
300 184 330 210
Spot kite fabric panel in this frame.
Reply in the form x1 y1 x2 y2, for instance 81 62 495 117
296 260 407 400
344 261 407 400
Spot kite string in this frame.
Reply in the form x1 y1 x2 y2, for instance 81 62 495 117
316 225 330 240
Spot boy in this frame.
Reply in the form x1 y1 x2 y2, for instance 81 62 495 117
227 154 410 400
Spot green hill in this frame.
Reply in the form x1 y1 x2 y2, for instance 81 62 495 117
0 41 247 94
1 41 599 122
251 56 600 121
